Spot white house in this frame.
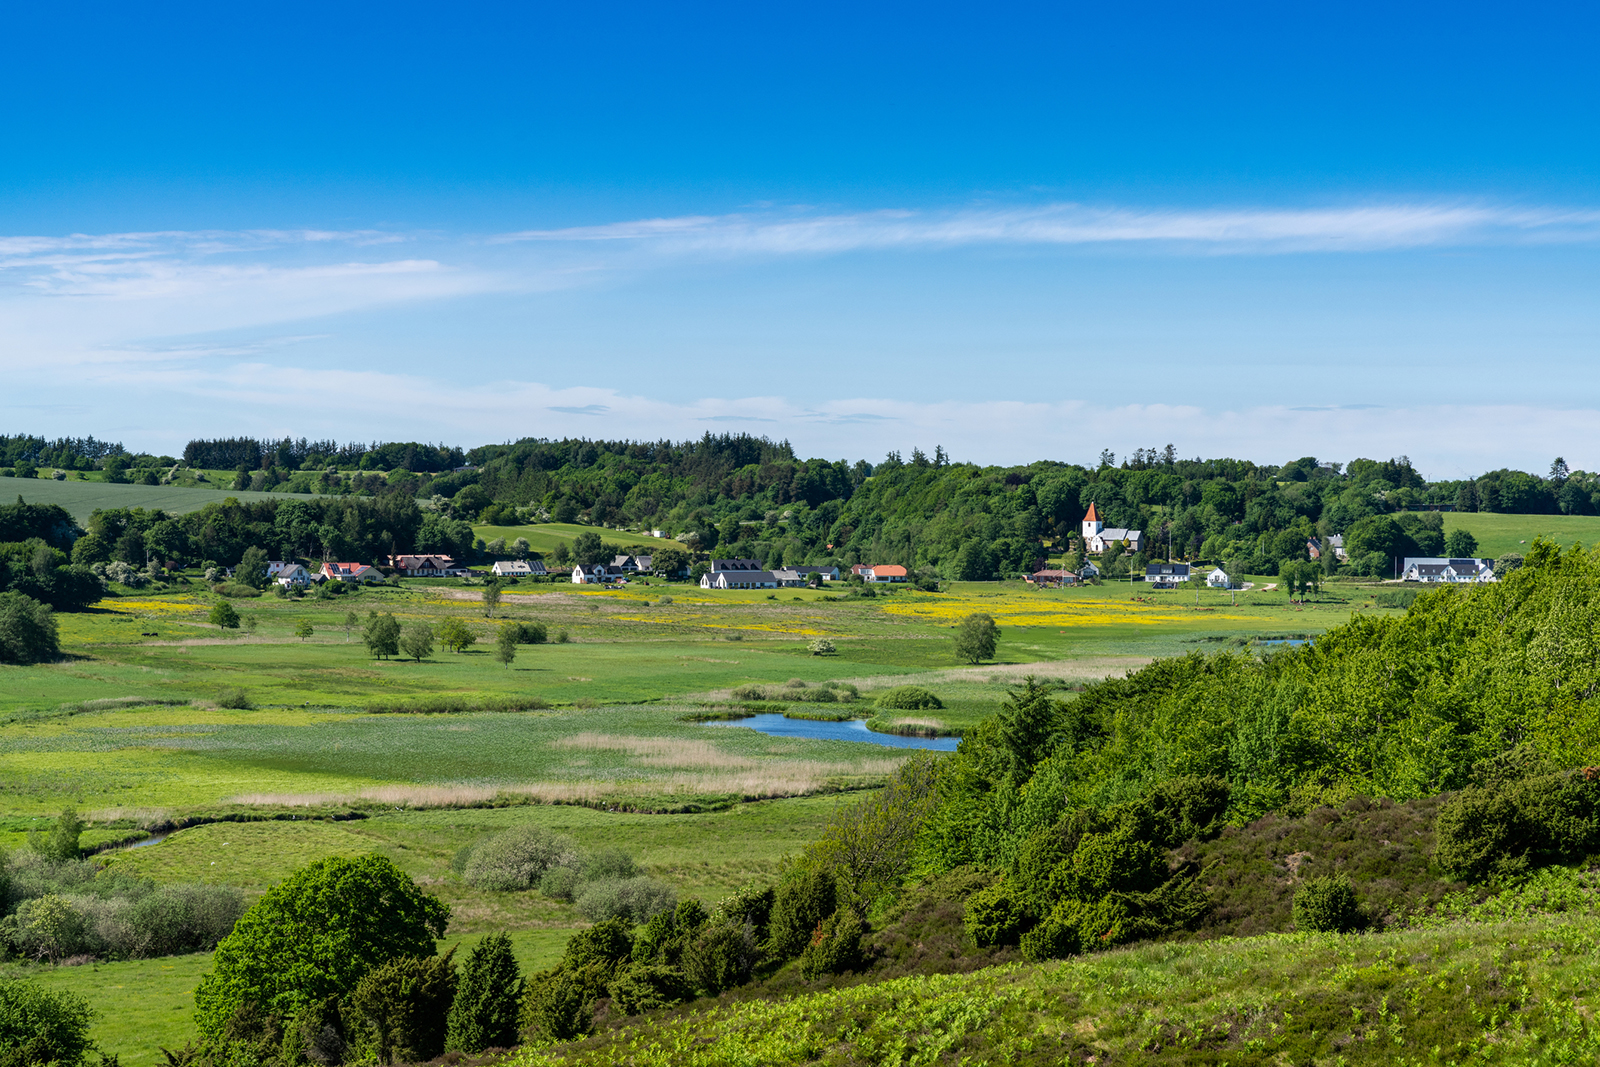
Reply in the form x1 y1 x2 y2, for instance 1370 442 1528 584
1081 503 1143 554
492 560 546 578
387 554 469 577
1079 560 1100 578
711 558 765 572
1402 557 1496 583
1144 563 1191 587
1205 567 1232 588
700 569 780 590
266 560 291 577
275 564 314 587
571 563 615 585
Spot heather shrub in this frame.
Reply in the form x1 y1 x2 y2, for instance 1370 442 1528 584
798 908 864 980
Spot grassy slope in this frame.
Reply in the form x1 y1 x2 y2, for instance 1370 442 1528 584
1444 511 1600 558
473 523 683 555
513 913 1600 1066
6 479 320 523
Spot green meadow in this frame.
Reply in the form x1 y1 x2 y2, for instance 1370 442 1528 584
1444 510 1600 558
3 477 319 523
2 550 1568 1059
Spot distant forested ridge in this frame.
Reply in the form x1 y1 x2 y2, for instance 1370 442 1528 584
5 430 1599 579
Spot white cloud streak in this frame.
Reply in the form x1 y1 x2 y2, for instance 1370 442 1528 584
498 202 1600 255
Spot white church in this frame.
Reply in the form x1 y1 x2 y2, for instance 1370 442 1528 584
1081 502 1144 554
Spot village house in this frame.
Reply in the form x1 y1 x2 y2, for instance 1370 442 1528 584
1402 557 1497 583
852 564 909 583
1081 503 1144 554
1205 566 1233 588
571 563 616 585
700 569 780 589
611 554 653 573
274 563 314 588
1025 568 1079 587
386 554 470 577
1144 563 1192 588
321 561 383 583
491 560 546 578
711 558 765 572
789 565 840 582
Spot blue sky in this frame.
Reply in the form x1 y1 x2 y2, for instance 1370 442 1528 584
2 2 1597 476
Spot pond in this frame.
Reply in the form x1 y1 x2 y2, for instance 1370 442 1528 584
703 713 960 751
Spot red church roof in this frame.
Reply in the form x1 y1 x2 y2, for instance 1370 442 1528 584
1083 502 1099 522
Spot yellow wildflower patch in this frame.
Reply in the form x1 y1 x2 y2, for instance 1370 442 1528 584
882 594 1253 629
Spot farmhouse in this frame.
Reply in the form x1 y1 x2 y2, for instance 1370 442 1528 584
711 558 765 572
387 554 470 577
1025 568 1079 587
1144 563 1191 588
789 565 840 582
611 554 653 573
1205 567 1233 588
700 569 780 590
491 560 546 577
1402 557 1496 583
322 561 383 583
1081 503 1144 554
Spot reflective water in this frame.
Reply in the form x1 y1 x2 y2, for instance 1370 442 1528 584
703 713 960 751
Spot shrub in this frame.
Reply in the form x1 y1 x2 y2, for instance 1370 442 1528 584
583 847 640 882
0 979 94 1067
348 951 457 1064
506 620 547 644
964 875 1025 948
0 593 58 666
874 685 944 711
1433 768 1600 882
208 602 240 629
445 933 523 1053
606 962 690 1015
768 868 838 960
193 855 450 1038
575 876 676 924
212 582 262 599
26 809 82 861
9 895 87 962
807 638 836 655
523 967 593 1041
213 687 252 710
539 866 581 901
462 827 577 891
1292 875 1363 933
799 908 864 980
680 921 756 996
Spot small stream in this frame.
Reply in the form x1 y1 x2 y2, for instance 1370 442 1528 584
703 713 960 751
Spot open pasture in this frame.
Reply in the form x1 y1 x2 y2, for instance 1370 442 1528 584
473 521 683 555
9 478 319 523
1444 511 1600 558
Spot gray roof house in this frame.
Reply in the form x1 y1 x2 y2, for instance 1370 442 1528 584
1144 563 1192 587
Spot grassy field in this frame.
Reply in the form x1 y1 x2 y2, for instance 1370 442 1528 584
473 522 683 555
5 478 320 522
1445 510 1600 558
0 570 1399 1057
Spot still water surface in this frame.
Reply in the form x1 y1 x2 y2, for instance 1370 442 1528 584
703 713 960 751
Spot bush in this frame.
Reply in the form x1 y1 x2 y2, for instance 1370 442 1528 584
348 951 457 1064
505 620 547 644
874 685 944 711
212 582 261 599
8 895 87 962
768 867 838 960
1292 875 1363 933
964 875 1025 948
523 967 593 1041
26 809 82 861
799 908 864 979
1433 768 1600 882
681 921 756 996
575 876 676 924
808 637 836 655
0 979 94 1067
606 961 690 1015
461 827 576 891
213 687 252 710
0 593 58 666
208 602 240 629
445 933 523 1053
539 866 581 901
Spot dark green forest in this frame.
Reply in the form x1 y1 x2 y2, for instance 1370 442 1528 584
4 432 1599 579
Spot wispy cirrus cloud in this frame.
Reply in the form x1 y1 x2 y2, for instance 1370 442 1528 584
497 202 1600 255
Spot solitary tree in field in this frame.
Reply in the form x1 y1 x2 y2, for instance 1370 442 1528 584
364 612 401 659
209 601 240 629
400 624 434 663
437 617 474 653
344 611 360 641
482 580 503 618
808 637 836 656
294 619 314 641
495 625 518 669
954 612 999 664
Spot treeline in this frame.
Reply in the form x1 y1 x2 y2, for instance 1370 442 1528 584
0 434 124 471
182 437 466 473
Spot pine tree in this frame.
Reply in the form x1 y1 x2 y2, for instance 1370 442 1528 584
445 932 524 1052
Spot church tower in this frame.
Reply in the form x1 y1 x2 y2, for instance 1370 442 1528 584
1081 502 1102 541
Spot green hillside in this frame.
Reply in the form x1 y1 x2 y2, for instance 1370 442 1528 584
1444 510 1600 558
472 521 683 555
2 478 321 523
